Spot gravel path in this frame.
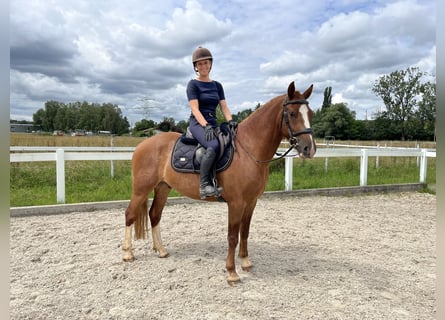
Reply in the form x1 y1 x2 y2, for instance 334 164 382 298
10 192 436 319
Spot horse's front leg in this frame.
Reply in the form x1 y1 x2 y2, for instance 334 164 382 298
226 223 240 283
226 203 244 283
238 201 256 271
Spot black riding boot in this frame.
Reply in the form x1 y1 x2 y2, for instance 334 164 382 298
199 148 218 199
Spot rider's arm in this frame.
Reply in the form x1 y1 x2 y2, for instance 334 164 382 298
189 99 209 127
219 100 233 121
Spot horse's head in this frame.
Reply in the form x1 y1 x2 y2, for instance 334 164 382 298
281 82 317 158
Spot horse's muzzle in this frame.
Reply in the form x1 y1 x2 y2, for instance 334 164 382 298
297 139 316 158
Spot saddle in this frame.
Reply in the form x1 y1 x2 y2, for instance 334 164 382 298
171 122 236 173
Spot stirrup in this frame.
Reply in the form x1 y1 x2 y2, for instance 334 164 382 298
214 185 223 197
200 185 216 199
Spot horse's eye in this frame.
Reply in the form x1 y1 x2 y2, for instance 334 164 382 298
290 111 297 118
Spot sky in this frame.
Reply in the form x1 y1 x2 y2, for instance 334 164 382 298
10 0 436 127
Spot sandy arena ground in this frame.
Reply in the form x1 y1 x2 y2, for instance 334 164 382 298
10 192 436 319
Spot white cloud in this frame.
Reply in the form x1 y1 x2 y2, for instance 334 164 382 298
10 0 435 125
332 92 345 104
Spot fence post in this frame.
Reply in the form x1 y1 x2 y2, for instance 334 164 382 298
360 149 368 186
375 143 380 169
56 148 66 204
324 138 331 173
416 143 420 167
419 149 427 184
285 157 293 191
110 135 114 178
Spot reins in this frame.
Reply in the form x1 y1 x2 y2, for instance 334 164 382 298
236 97 314 164
236 138 296 164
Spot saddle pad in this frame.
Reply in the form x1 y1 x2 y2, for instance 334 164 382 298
171 138 234 173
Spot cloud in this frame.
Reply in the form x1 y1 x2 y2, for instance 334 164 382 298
256 0 435 119
10 0 435 125
10 0 234 122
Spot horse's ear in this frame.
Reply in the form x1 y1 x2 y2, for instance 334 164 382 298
303 84 314 99
287 81 295 99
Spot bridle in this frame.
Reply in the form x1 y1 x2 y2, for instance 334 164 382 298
281 98 314 147
237 97 314 164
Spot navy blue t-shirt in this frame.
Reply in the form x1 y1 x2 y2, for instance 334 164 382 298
186 79 225 120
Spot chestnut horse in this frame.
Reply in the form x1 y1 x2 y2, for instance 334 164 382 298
123 82 316 283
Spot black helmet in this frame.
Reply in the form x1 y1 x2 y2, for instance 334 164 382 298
192 46 213 65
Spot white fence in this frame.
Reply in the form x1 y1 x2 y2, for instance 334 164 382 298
10 145 436 204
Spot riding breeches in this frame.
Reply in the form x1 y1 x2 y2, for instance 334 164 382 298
189 116 220 153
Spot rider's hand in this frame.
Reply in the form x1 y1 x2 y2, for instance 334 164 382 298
204 124 215 141
228 120 238 131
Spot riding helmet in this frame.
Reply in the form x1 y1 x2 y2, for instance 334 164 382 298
192 46 213 65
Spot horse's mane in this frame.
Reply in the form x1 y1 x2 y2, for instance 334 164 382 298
240 87 308 125
240 94 285 125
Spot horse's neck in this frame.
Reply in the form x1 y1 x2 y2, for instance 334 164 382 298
237 96 284 161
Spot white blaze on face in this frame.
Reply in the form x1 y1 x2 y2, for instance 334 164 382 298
299 104 311 128
299 104 315 157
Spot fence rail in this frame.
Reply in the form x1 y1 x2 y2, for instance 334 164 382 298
10 146 436 204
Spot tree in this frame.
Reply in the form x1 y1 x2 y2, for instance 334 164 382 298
322 86 332 110
372 67 425 140
37 100 62 132
77 101 95 131
158 117 176 132
134 119 156 132
32 101 130 134
415 81 436 140
176 120 189 133
216 104 225 125
231 103 260 123
32 109 46 129
372 114 400 140
312 102 356 140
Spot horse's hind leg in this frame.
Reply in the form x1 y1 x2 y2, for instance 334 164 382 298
123 192 149 262
149 182 171 258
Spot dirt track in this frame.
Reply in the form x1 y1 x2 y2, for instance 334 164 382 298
10 192 436 319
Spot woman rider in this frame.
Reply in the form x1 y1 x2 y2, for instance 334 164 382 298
186 46 237 199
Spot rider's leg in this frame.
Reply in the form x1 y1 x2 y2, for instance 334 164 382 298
199 147 218 199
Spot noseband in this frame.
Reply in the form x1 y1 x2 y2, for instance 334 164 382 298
281 98 314 147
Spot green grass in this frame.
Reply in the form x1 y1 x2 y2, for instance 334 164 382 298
10 156 436 207
267 156 435 191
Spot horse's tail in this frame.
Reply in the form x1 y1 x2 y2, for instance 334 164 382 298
134 200 149 240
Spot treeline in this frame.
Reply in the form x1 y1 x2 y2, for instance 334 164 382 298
311 101 435 141
23 67 435 141
131 104 262 137
312 67 435 141
32 101 130 135
133 67 435 141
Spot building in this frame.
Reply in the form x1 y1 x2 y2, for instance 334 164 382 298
10 123 42 133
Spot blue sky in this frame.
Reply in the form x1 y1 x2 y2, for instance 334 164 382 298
10 0 436 126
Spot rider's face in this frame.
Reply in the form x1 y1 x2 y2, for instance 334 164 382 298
195 59 212 74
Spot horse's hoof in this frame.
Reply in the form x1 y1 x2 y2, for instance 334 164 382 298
241 257 252 271
227 272 241 284
241 265 252 272
122 254 134 262
154 247 169 258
